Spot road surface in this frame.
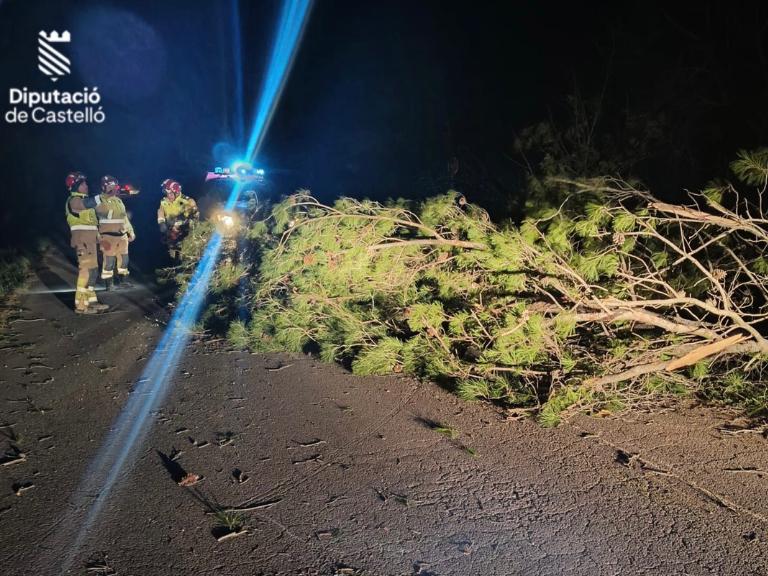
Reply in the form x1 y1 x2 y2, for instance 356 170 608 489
1 248 767 575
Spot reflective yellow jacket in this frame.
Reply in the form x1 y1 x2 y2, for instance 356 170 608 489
66 192 98 230
157 195 198 226
97 195 134 237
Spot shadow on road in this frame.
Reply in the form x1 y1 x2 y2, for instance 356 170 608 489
157 449 188 484
33 256 73 309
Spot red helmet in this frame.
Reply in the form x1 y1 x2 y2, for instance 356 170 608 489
101 175 119 194
161 178 182 197
65 171 87 192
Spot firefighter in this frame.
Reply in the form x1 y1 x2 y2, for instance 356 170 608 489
157 179 199 260
96 175 135 290
65 172 109 314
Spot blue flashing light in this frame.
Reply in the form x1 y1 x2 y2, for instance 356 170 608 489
231 159 253 176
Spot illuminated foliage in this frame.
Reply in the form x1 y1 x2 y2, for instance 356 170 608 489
176 151 768 424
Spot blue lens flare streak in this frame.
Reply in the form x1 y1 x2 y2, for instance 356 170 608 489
231 0 245 146
59 233 224 572
57 1 313 569
242 0 313 170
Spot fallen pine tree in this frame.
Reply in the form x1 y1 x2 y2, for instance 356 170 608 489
184 152 768 425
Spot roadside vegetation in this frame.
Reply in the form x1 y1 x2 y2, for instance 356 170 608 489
0 247 34 334
0 249 31 301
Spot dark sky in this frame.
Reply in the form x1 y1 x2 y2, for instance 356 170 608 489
1 0 767 256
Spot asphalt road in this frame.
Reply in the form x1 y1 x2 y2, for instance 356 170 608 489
1 248 767 575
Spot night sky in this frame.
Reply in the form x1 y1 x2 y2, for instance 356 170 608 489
1 1 767 266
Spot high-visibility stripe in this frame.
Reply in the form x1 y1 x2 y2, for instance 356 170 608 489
157 218 166 223
117 268 129 275
70 225 98 231
99 219 125 224
101 271 114 279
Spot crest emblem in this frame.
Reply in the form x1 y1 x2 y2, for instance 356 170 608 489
38 30 71 82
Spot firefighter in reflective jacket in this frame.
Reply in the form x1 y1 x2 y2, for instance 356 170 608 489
65 172 109 314
97 175 135 290
157 179 198 260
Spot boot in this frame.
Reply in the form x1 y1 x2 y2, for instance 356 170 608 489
75 305 100 315
89 302 110 312
117 275 133 288
104 277 114 291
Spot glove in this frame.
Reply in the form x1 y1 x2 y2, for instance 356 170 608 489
128 233 136 243
159 222 168 234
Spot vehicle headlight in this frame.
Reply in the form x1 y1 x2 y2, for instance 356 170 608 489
214 211 240 235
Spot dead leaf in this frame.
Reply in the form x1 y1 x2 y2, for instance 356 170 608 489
178 473 201 487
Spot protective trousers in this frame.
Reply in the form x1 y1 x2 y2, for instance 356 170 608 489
100 235 130 279
165 226 183 260
75 243 99 310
